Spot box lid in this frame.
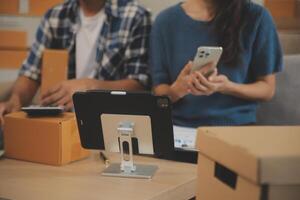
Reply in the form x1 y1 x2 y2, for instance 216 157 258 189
197 126 300 185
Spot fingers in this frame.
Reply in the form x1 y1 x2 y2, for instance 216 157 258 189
187 75 210 96
190 75 209 92
202 62 214 70
0 103 9 127
41 88 66 106
195 62 214 74
56 95 71 107
41 84 62 100
194 72 217 91
210 74 226 83
0 109 4 127
207 68 218 81
182 61 193 75
186 71 221 96
64 101 74 111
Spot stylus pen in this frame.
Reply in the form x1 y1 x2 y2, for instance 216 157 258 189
100 151 110 167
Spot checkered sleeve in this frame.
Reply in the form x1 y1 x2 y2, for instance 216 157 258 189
18 11 53 82
123 10 152 88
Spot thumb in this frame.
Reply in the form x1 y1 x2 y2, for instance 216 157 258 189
182 61 193 74
211 75 225 83
0 107 5 128
208 68 218 81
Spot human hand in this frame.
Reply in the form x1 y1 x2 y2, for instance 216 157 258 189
208 74 232 94
0 101 18 127
187 67 219 96
188 70 232 96
170 61 193 99
40 79 90 111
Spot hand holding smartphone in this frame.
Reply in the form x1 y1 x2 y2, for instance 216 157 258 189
191 46 223 77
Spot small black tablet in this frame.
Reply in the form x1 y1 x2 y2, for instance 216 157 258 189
73 90 197 163
21 106 64 116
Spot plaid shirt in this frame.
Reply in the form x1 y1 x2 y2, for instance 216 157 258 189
19 0 151 87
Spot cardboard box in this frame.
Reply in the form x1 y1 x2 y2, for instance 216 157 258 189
275 18 300 31
0 30 27 50
4 112 90 165
0 49 28 69
265 0 300 31
279 31 300 54
196 126 300 200
265 0 297 18
0 0 63 16
0 0 19 15
29 0 64 16
40 49 68 95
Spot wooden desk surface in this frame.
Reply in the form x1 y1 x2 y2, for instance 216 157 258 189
0 152 197 200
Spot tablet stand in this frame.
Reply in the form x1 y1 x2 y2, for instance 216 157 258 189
102 122 158 179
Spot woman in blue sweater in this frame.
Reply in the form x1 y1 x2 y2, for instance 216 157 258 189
150 0 283 127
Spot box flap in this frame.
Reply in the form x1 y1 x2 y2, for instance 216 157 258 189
197 126 300 185
41 49 68 95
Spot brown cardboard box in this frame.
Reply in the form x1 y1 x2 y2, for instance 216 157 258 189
275 18 300 31
29 0 64 16
0 30 27 50
3 112 90 165
265 0 297 18
196 126 300 200
0 50 28 69
265 0 300 31
0 0 63 16
40 49 68 95
0 0 19 15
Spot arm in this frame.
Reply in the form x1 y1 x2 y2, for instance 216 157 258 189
210 73 276 102
154 62 194 103
217 9 282 102
121 9 152 89
0 10 53 126
81 78 144 91
188 70 276 102
187 9 282 102
154 84 182 103
7 76 39 107
40 78 144 110
0 76 39 126
221 74 275 101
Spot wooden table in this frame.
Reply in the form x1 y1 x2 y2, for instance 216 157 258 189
0 152 197 200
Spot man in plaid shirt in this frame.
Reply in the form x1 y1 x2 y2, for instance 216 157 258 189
0 0 151 127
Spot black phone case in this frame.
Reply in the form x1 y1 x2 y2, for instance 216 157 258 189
21 107 64 117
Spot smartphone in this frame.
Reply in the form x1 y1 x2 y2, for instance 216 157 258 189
191 46 223 77
21 106 64 116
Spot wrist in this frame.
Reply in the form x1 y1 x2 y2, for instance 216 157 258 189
82 79 100 90
219 80 236 95
7 94 22 111
170 81 188 102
